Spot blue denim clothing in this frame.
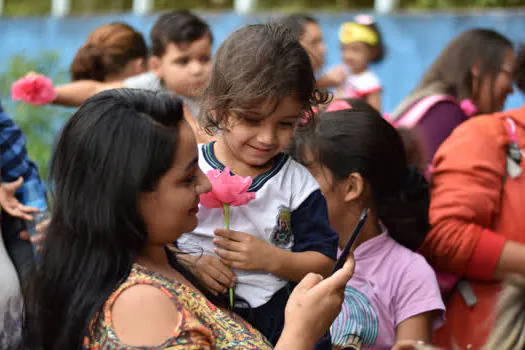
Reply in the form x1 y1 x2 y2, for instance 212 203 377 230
0 103 46 200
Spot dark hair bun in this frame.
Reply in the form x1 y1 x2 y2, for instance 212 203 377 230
514 44 525 94
378 166 430 251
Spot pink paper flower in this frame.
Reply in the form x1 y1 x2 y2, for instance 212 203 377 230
200 167 256 208
11 75 56 105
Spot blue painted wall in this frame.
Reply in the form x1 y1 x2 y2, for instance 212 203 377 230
1 11 525 112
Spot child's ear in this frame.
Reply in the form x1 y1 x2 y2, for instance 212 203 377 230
149 56 163 79
343 172 365 203
132 58 147 75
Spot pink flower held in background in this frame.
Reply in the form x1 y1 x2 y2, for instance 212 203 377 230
11 75 56 105
200 167 256 308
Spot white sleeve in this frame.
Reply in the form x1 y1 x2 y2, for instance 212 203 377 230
352 71 382 95
123 72 163 91
286 160 320 211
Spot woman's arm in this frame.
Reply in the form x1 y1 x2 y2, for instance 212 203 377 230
112 284 201 347
421 116 521 280
113 257 354 349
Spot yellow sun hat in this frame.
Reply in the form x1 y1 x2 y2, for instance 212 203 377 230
339 22 378 46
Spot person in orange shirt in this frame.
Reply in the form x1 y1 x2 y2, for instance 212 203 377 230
420 45 525 349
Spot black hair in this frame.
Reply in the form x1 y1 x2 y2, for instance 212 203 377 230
365 21 385 63
201 23 330 134
23 89 221 349
292 99 429 251
276 13 318 41
150 10 213 57
514 44 525 94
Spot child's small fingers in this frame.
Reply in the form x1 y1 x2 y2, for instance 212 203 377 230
19 230 30 241
30 233 44 244
35 219 50 233
214 248 241 262
214 229 244 242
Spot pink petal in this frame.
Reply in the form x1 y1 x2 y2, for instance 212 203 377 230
203 166 256 206
213 184 237 204
200 192 223 208
230 192 256 206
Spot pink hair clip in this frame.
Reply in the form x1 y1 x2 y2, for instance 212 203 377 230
459 99 477 117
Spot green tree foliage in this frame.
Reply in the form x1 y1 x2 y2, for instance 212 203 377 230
400 0 525 9
0 52 71 182
2 0 524 15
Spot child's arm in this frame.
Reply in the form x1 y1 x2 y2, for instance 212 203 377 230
393 256 445 346
214 190 338 281
395 312 433 344
316 66 346 89
269 250 334 281
214 231 333 281
365 91 381 111
54 80 124 107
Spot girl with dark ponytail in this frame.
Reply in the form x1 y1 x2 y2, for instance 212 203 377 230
291 99 445 350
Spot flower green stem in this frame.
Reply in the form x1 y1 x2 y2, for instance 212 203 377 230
223 203 234 309
223 203 230 230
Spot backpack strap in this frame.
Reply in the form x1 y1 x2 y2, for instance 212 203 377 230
503 117 522 184
395 95 458 128
505 117 519 143
505 117 522 162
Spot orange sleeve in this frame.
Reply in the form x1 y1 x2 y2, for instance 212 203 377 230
421 116 509 280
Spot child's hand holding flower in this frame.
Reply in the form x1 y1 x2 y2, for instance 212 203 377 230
199 167 257 308
213 229 279 272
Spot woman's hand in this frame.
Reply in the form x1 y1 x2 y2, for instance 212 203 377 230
178 253 236 295
275 255 355 350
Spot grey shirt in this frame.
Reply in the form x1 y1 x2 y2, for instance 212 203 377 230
123 72 201 118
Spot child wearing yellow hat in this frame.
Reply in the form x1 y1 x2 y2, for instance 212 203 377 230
335 15 385 111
